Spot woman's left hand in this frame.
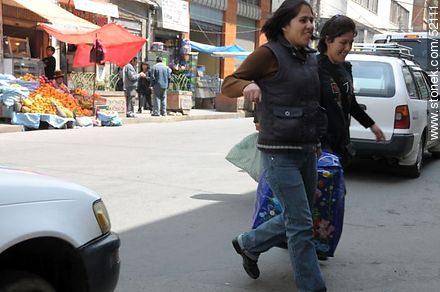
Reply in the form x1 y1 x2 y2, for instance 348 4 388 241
370 124 385 141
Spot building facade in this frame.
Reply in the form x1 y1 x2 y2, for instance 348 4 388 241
315 0 415 42
412 0 439 32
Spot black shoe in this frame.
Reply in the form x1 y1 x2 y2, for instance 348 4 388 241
232 237 260 279
317 251 328 261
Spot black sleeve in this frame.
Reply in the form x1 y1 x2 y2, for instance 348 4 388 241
350 96 375 128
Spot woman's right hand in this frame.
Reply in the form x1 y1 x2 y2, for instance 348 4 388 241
243 82 262 103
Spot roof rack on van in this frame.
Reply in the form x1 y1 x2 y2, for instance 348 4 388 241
351 43 414 60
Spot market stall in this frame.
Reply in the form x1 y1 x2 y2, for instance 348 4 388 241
0 72 115 129
0 21 146 129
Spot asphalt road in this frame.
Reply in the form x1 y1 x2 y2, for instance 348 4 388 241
1 118 439 292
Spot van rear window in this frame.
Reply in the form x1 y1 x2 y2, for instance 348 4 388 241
351 61 395 98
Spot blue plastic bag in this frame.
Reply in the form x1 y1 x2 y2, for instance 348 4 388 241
97 111 122 127
251 171 282 229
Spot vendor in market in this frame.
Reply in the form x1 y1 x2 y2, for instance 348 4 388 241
52 70 69 94
43 46 56 80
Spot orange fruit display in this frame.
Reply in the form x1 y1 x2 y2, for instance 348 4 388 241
25 84 93 117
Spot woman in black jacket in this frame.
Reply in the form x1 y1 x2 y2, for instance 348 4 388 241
318 15 385 166
137 62 152 113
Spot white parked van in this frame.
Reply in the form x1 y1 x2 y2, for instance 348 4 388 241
373 32 439 72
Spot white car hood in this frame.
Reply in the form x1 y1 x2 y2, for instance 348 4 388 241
0 168 100 205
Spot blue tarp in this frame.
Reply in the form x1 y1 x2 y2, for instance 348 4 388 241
12 112 75 129
190 41 249 59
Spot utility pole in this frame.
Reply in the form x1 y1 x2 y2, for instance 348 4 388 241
311 0 321 36
0 0 4 73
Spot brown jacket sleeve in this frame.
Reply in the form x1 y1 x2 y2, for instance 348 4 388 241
221 46 278 98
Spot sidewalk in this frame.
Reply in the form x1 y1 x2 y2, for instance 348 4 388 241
0 109 247 134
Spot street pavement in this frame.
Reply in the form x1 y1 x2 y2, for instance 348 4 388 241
0 118 439 291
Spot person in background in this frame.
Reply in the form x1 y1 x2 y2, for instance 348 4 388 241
137 62 152 114
221 0 327 291
123 57 146 118
52 70 69 94
115 66 124 91
150 57 171 117
43 46 56 80
317 15 385 166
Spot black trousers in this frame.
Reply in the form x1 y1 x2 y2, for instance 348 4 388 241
138 89 152 110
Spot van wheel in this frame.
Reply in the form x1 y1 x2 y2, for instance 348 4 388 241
0 270 56 292
402 138 424 178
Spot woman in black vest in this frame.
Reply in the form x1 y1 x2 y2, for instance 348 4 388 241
317 15 384 166
222 1 326 291
137 62 152 113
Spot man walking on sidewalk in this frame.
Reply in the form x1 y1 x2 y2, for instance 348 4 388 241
151 57 171 116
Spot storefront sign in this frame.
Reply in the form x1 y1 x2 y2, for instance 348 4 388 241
74 0 119 18
158 0 189 32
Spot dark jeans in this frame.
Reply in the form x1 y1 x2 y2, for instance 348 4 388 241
138 89 152 111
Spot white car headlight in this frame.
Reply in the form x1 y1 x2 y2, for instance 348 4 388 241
93 199 111 234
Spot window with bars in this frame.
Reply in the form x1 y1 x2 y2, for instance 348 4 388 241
239 0 260 5
352 0 378 13
390 0 409 30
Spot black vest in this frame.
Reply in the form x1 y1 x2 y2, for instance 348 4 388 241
256 37 325 150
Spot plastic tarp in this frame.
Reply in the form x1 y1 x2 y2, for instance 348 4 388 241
12 112 74 129
39 23 147 67
190 41 249 59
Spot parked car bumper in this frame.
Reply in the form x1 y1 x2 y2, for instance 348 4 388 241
352 134 414 158
79 232 121 292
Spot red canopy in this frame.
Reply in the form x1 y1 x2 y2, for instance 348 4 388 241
40 22 146 67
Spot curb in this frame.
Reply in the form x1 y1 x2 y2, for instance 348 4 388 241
0 110 248 134
0 124 24 134
121 111 246 124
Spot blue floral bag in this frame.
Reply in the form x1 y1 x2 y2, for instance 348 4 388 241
251 151 346 257
312 151 345 257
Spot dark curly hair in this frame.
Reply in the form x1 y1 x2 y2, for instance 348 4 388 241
318 15 358 53
261 0 313 41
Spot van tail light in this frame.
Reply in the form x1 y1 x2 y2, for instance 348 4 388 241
394 105 410 129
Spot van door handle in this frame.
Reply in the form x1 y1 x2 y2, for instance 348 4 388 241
359 104 367 110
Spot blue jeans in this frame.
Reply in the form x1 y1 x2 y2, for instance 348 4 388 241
239 150 326 292
153 87 167 116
